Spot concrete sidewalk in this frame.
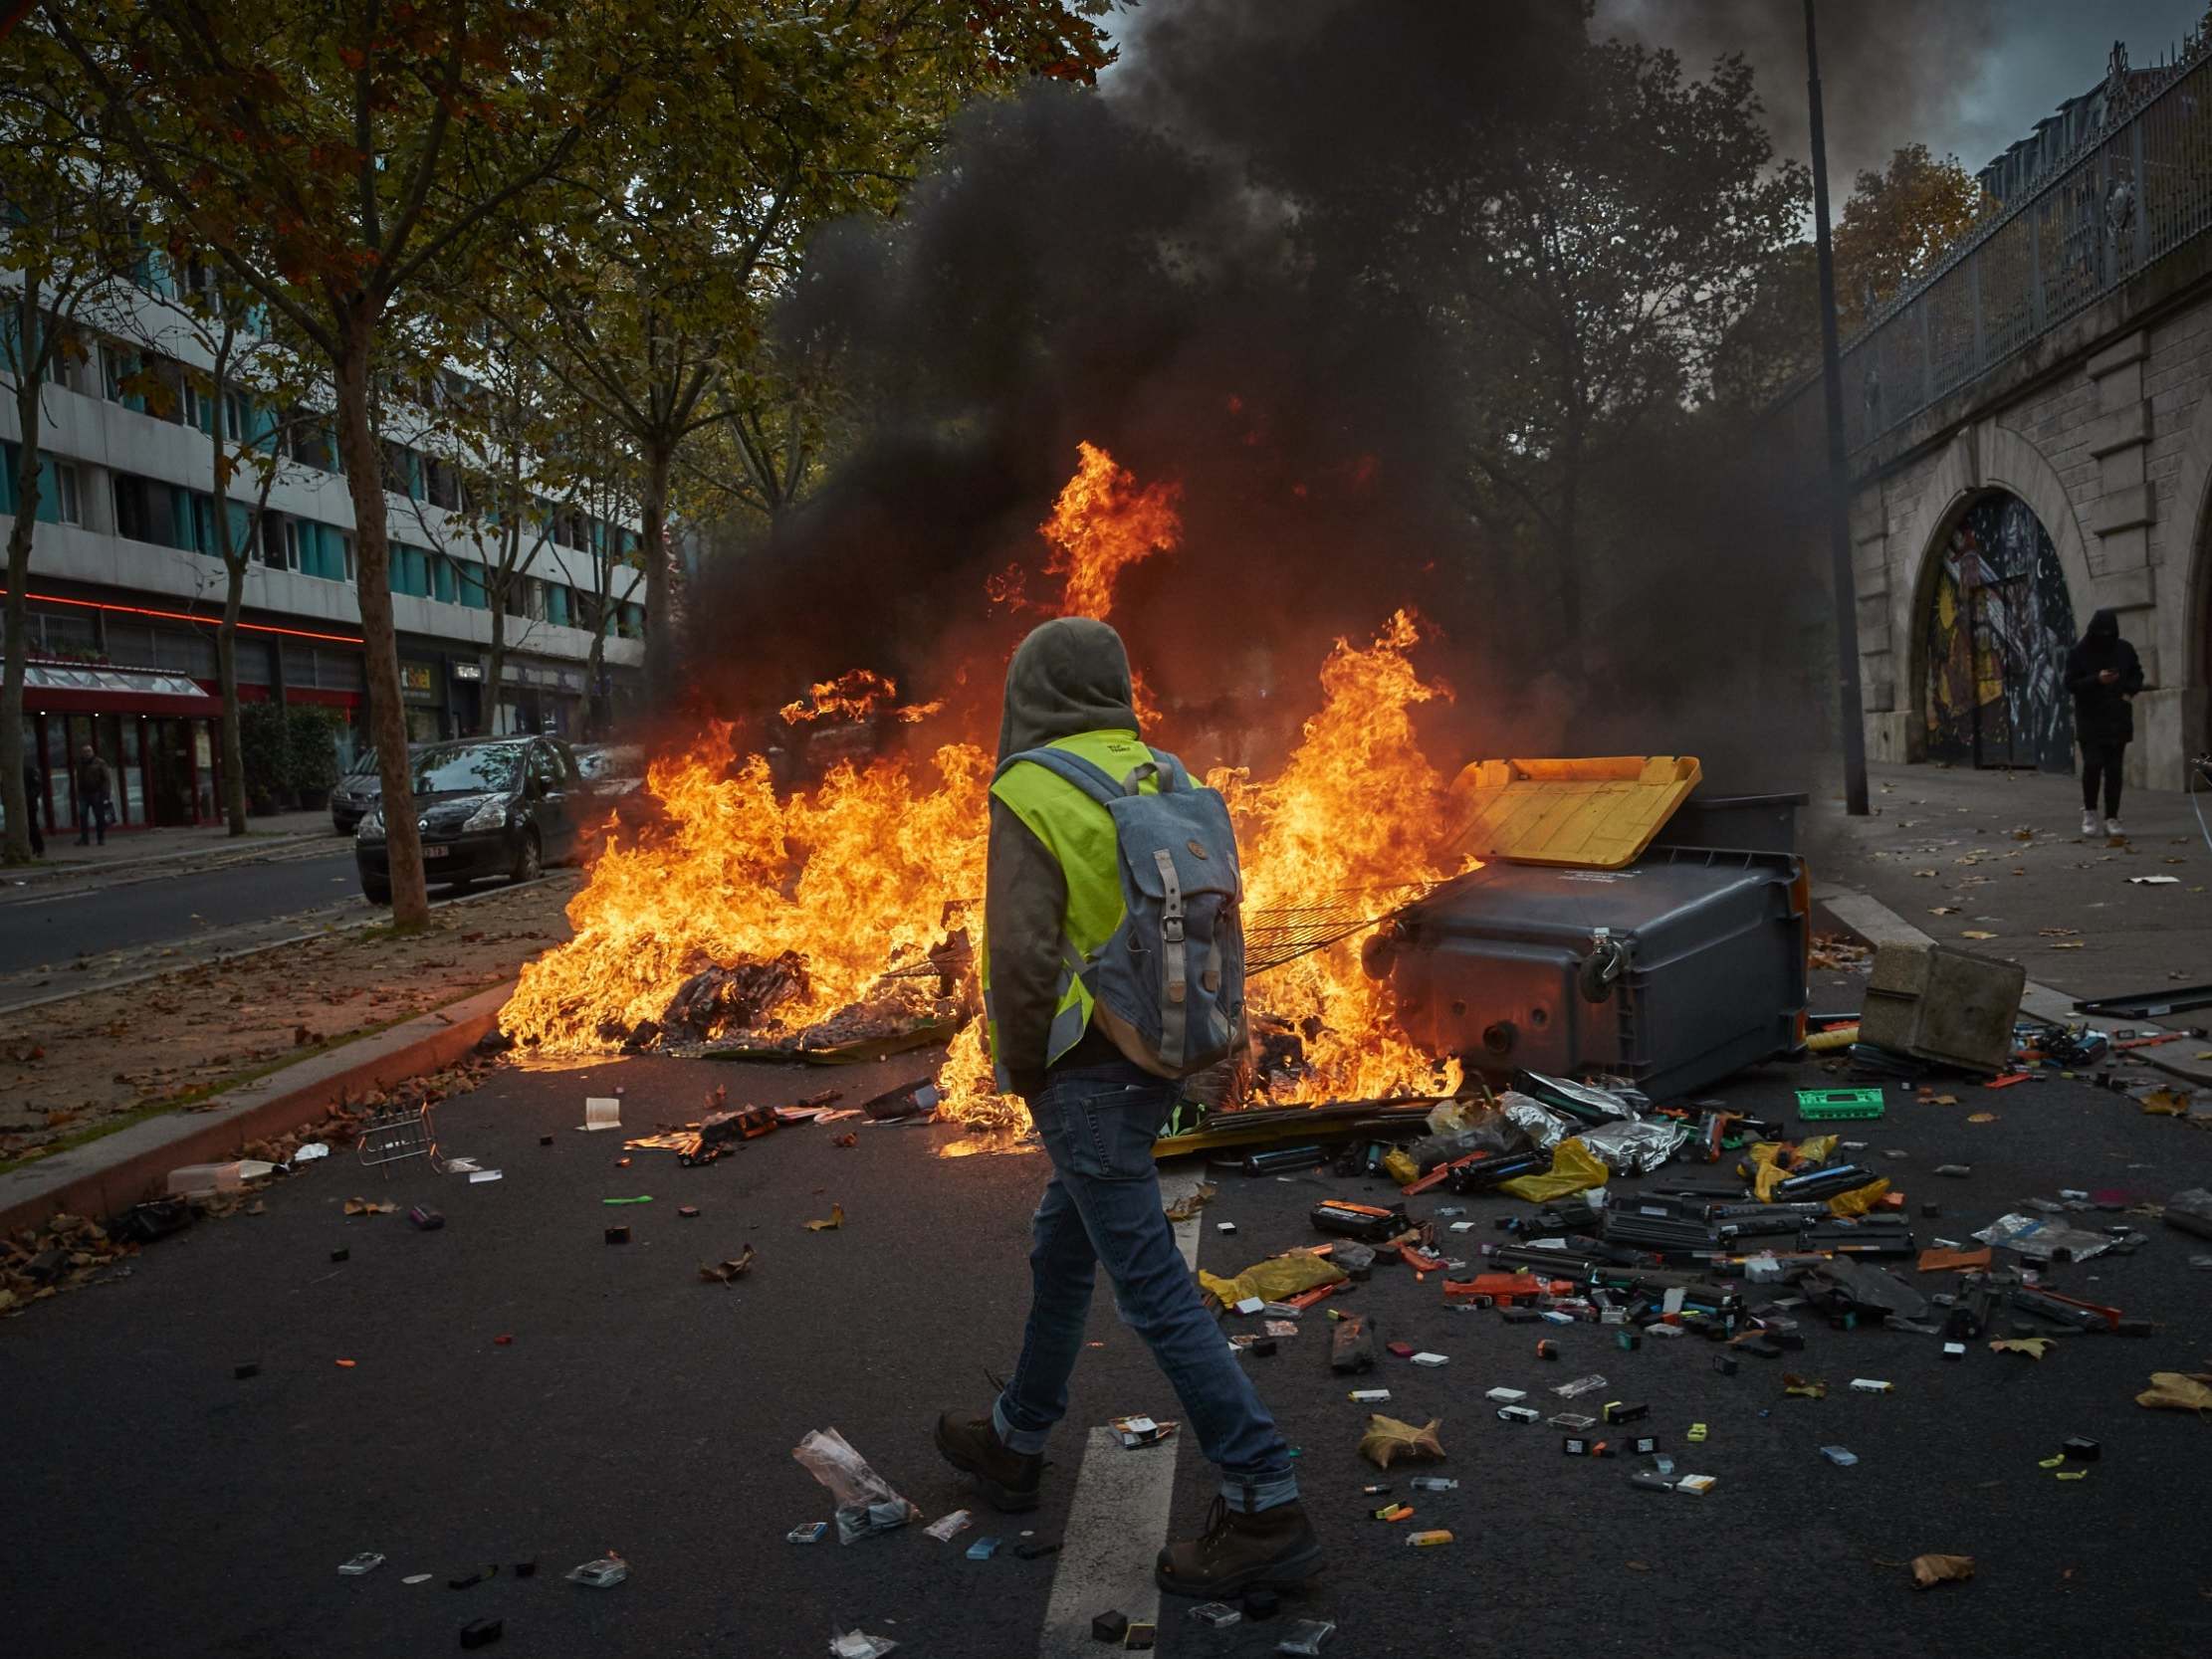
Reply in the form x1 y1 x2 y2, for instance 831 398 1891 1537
1807 758 2210 1009
8 808 340 888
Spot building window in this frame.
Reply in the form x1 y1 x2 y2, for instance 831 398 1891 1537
223 393 250 442
280 518 303 571
52 463 81 525
341 533 354 581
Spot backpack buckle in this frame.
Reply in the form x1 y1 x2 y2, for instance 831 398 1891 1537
1162 918 1185 944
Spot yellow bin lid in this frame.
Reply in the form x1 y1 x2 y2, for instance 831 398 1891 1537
1440 755 1702 870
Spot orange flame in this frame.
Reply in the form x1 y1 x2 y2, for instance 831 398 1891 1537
778 668 941 726
1039 440 1182 620
504 448 1467 1141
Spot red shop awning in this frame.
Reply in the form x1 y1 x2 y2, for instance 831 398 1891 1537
17 662 223 718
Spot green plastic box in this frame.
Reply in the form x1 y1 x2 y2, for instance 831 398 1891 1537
1796 1087 1885 1121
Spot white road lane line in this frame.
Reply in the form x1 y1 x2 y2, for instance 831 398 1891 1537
1034 1165 1208 1658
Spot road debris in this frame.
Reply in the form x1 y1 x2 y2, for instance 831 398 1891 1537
793 1428 921 1543
1910 1554 1974 1589
700 1245 758 1284
805 1204 846 1232
1358 1414 1444 1468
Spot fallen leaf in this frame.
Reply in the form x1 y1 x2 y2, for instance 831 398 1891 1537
1989 1338 2054 1359
1961 930 1998 940
2142 1089 2191 1117
1165 1182 1219 1223
335 1357 357 1368
2038 927 2081 937
343 1198 397 1216
699 1244 758 1285
1783 1374 1829 1398
1928 906 1960 916
1911 869 1939 878
1625 1560 1652 1572
2051 941 2087 949
2135 1370 2212 1413
1358 1413 1446 1468
1930 1094 1960 1106
1911 1554 1976 1589
804 1203 845 1232
1967 1112 1998 1123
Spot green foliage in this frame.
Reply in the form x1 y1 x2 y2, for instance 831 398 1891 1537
237 701 290 811
284 707 343 798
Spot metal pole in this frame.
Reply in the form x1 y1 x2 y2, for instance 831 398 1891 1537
1806 0 1871 815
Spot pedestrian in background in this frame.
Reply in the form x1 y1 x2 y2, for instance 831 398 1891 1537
21 756 44 857
2067 608 2143 839
75 743 112 846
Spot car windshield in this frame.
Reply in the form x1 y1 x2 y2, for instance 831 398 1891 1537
410 744 522 794
345 751 378 776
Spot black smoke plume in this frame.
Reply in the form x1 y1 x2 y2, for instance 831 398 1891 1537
684 2 1830 793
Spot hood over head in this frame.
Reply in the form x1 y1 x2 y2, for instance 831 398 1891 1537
2084 608 2120 642
997 617 1139 760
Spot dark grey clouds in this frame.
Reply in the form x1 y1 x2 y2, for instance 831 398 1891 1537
1598 0 2209 185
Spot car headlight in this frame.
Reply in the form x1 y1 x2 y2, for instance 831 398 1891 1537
356 807 384 841
462 797 508 833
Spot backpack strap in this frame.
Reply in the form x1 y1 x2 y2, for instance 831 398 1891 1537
995 744 1131 804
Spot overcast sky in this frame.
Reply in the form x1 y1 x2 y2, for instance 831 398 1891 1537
1599 0 2212 186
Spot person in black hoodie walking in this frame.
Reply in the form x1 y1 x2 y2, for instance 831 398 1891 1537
2066 608 2144 838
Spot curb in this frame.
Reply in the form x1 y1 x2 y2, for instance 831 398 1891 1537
0 980 516 1238
4 830 340 893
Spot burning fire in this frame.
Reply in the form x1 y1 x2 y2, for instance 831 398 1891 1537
1022 439 1184 621
778 668 942 726
504 443 1469 1135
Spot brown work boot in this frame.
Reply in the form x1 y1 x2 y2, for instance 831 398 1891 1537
1156 1497 1322 1597
934 1411 1043 1513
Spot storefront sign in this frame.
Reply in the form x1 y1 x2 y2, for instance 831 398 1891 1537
451 661 485 682
399 661 439 702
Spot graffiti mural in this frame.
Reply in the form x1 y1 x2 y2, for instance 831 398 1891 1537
1922 492 2077 770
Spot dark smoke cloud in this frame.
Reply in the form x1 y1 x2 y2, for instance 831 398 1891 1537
1600 0 2204 187
686 1 1830 792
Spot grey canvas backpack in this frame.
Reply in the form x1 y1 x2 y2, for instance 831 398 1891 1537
995 743 1248 1079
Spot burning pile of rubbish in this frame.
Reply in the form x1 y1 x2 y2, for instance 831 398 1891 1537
501 444 1471 1129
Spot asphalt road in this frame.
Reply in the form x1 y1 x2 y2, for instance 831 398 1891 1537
0 847 363 975
7 1039 2212 1658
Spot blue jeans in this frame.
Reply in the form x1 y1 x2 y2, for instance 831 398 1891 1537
992 1061 1298 1512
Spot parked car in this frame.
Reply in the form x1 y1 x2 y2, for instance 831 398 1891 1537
572 742 646 798
353 736 585 905
330 749 382 834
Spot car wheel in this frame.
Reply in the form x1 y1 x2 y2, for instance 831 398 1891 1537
361 875 391 906
510 828 543 885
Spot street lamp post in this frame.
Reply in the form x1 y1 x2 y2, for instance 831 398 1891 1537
1806 0 1871 816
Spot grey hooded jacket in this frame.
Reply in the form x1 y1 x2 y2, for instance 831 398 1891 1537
987 617 1142 1099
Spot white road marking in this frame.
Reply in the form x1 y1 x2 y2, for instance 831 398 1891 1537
1034 1165 1208 1658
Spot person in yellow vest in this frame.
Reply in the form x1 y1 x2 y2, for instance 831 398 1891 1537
934 616 1318 1599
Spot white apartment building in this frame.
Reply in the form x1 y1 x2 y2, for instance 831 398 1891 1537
3 263 647 835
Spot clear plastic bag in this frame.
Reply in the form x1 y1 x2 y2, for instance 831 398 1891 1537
1972 1213 2109 1263
793 1428 922 1545
828 1629 899 1659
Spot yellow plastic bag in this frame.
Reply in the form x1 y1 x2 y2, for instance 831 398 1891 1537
1199 1252 1348 1309
1382 1147 1422 1187
1828 1177 1890 1217
1796 1134 1840 1165
1499 1137 1609 1202
1752 1159 1791 1203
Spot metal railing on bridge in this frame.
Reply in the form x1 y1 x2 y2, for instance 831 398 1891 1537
1842 47 2212 454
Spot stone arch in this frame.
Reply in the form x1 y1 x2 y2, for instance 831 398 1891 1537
1890 421 2095 766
